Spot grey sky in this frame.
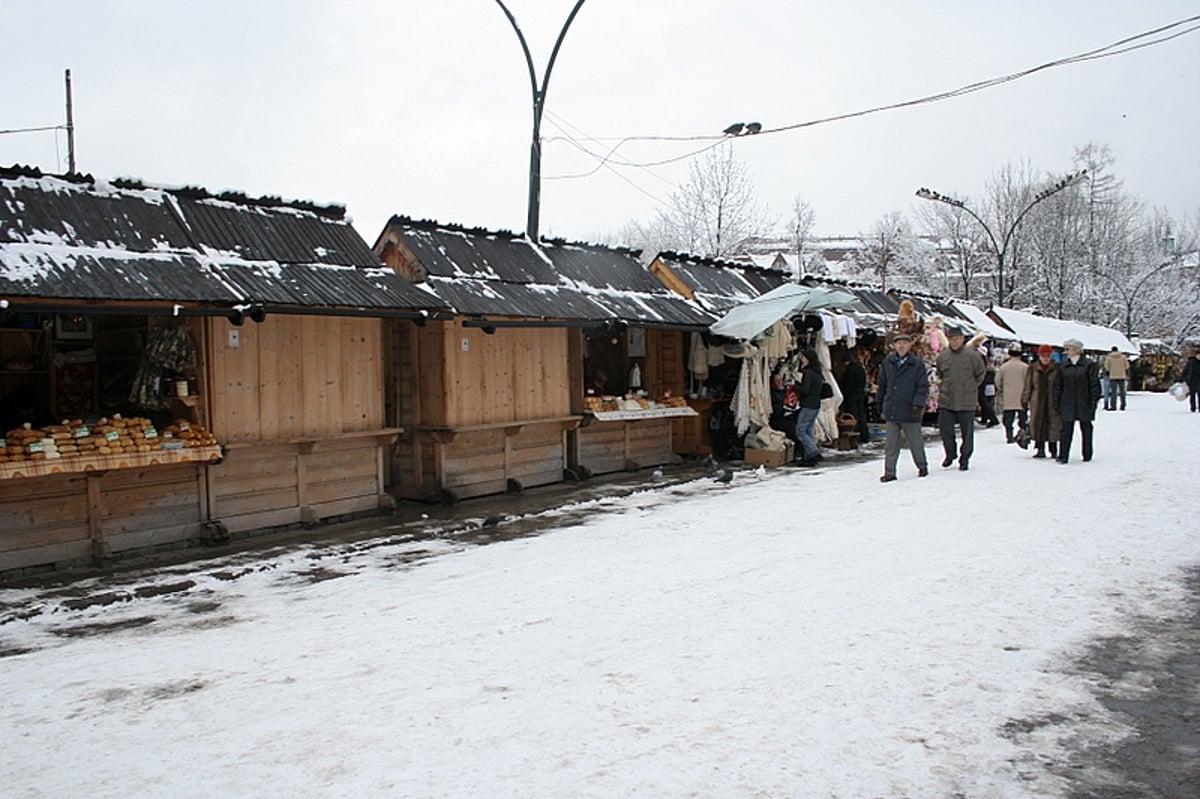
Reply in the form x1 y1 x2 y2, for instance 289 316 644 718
4 1 1198 247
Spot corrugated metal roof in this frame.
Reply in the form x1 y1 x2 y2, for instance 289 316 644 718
0 166 443 313
652 252 790 313
380 219 715 327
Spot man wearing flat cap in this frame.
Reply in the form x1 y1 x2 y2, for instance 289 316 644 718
876 332 929 482
935 324 985 470
1052 338 1102 463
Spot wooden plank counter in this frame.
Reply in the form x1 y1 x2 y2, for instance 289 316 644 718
572 406 696 476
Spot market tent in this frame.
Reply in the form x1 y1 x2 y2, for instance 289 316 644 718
988 306 1137 354
709 284 855 341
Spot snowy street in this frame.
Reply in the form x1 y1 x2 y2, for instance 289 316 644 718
2 392 1198 798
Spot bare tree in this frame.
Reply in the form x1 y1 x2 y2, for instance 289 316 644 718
787 194 817 278
913 200 991 300
656 143 772 258
855 212 927 293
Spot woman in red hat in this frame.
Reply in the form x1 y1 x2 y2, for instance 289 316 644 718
1021 344 1062 459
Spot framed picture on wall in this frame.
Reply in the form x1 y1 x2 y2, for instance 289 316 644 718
627 327 646 358
55 313 94 340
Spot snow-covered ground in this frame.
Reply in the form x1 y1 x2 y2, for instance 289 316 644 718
2 392 1198 798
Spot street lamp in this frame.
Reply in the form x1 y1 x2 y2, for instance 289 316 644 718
1096 256 1189 337
916 169 1087 306
495 0 587 244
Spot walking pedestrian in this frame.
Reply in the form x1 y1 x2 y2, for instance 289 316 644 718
995 346 1028 443
792 349 824 467
1181 346 1200 412
935 324 985 471
1103 346 1130 411
876 333 929 482
1053 338 1102 464
1022 344 1062 459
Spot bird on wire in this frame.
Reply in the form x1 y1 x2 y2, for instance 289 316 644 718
722 122 745 136
745 121 762 134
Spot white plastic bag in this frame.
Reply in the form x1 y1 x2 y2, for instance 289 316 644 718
1168 382 1190 401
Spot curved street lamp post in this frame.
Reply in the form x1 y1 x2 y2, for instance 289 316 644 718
495 0 587 243
916 170 1087 306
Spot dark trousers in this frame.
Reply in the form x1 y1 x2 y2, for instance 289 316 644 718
1059 416 1094 462
978 392 999 426
938 408 976 465
1002 408 1027 442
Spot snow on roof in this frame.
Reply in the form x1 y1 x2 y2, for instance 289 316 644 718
987 305 1137 353
952 302 1019 342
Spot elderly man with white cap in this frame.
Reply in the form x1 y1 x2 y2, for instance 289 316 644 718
1052 337 1102 463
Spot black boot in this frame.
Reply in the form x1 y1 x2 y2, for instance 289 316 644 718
1048 442 1058 458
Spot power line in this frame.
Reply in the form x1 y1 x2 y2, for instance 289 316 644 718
0 124 65 136
547 13 1200 176
540 112 672 208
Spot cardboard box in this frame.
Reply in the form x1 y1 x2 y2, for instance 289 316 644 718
744 442 793 468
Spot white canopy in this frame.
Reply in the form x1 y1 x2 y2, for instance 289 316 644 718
709 284 855 341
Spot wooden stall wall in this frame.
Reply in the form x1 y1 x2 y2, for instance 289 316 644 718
0 464 209 575
388 319 577 502
205 315 392 533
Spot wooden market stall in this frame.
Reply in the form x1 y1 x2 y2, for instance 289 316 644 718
375 219 714 501
648 252 791 455
0 168 442 576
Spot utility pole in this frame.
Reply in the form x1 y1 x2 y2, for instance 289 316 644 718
65 69 76 173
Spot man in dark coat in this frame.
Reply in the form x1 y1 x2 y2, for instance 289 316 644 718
1181 346 1200 412
876 333 930 482
1052 337 1102 463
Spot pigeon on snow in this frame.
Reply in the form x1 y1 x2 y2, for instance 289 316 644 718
713 468 734 484
754 464 766 479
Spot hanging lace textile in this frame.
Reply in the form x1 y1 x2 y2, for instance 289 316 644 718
730 347 770 436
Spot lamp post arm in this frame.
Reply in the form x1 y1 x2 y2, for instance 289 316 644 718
541 1 587 108
494 0 586 243
494 1 540 101
955 203 1002 264
1096 257 1184 336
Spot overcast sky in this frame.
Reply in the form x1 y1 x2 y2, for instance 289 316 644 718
4 1 1198 248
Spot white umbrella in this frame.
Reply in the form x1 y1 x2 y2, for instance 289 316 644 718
709 284 856 341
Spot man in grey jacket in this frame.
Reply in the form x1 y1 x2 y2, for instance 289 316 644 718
935 325 986 470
